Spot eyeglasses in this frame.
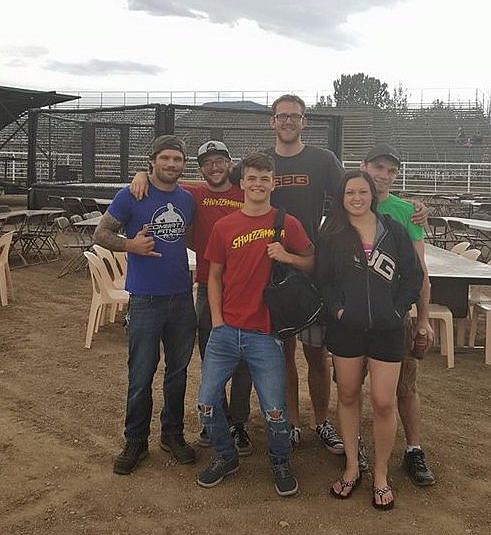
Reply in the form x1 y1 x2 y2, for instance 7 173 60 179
273 113 304 123
201 157 229 169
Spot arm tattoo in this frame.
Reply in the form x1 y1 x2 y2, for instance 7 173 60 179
93 212 126 251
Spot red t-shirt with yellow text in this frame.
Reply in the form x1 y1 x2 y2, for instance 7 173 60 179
204 208 312 333
186 184 244 284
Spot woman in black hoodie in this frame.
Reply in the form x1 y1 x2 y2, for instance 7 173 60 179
316 170 422 510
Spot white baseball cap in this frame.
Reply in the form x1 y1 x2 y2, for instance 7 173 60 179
197 140 231 166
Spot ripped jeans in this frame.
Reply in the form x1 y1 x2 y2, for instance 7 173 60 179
198 324 290 463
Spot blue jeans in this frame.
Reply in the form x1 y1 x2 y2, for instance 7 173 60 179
196 284 252 425
198 325 290 463
125 293 196 442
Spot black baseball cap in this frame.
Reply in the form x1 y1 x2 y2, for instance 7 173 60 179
149 135 187 160
365 143 401 167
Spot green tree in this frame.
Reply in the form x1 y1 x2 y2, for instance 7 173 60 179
310 95 333 112
390 83 408 111
333 73 391 108
431 98 446 109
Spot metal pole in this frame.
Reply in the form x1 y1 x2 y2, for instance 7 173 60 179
48 106 53 181
467 163 471 192
402 162 406 190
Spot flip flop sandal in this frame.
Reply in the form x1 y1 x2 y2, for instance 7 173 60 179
372 485 395 510
329 473 362 499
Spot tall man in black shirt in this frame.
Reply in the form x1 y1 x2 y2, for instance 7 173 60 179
266 95 345 452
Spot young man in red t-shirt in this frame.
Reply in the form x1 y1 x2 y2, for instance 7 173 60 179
196 152 314 497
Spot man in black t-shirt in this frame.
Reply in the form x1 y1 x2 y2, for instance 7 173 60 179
264 95 345 453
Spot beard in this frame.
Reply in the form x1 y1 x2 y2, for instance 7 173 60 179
154 167 181 184
205 173 229 188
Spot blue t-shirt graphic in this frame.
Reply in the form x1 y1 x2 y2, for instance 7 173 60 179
108 183 195 296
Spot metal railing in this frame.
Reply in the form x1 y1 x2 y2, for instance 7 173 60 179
344 160 491 193
52 88 490 113
2 151 490 193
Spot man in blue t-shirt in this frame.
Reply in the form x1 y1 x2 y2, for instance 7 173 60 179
94 135 197 475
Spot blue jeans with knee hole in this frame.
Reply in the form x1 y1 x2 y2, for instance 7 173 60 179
125 293 196 442
196 284 252 425
198 324 290 462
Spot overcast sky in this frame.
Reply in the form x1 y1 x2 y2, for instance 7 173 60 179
1 0 490 104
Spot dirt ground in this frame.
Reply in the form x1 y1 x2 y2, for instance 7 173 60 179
0 196 490 535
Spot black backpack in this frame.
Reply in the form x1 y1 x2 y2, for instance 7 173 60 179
263 208 323 340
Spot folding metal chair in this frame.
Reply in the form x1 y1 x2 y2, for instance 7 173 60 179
1 213 27 266
81 198 100 213
425 217 452 248
54 216 93 277
63 197 85 217
48 196 64 208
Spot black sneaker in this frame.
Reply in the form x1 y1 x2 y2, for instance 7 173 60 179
358 436 369 473
403 448 435 486
160 435 196 464
197 427 212 448
197 455 239 488
316 420 344 455
272 460 298 497
113 440 148 475
230 423 253 456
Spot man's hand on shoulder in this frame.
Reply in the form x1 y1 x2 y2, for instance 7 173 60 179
125 227 161 257
129 171 149 200
409 199 429 226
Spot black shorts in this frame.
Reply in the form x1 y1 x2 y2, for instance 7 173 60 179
325 318 405 363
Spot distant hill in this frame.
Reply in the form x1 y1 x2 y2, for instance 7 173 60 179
202 100 269 111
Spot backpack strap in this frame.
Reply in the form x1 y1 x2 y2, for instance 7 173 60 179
270 208 287 282
272 208 286 243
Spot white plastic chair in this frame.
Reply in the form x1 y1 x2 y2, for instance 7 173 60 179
468 302 491 365
84 251 129 348
0 231 14 306
451 241 471 255
460 248 481 261
410 303 454 368
93 244 125 290
93 244 126 326
113 251 127 279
